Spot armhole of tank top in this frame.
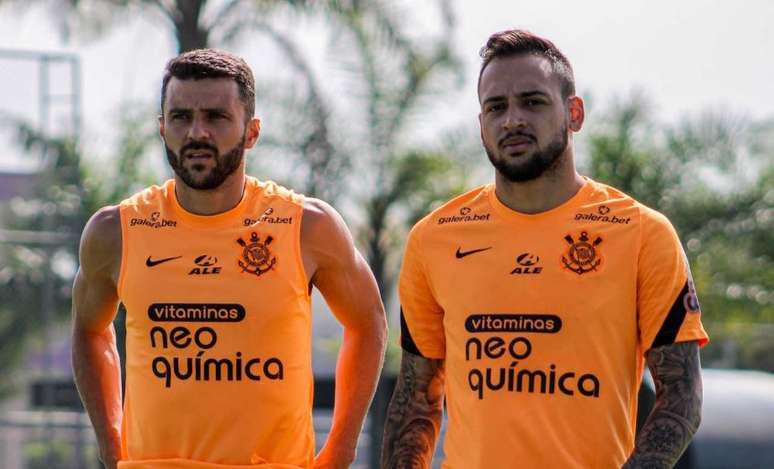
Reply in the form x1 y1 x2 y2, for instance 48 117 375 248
116 204 129 300
294 198 311 301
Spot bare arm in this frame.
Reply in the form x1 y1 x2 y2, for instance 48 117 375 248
302 199 388 469
71 206 123 469
623 341 703 469
381 351 445 469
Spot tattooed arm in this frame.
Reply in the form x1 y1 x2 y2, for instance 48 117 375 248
623 341 703 469
381 351 445 469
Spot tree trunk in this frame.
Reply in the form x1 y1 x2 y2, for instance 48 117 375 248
174 0 210 52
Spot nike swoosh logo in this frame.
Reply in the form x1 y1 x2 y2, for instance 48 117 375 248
146 255 182 267
455 247 492 259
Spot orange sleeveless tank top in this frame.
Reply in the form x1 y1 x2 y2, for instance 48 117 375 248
116 177 313 468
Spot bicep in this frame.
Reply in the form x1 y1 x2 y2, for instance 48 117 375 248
72 267 119 334
72 207 122 335
305 200 384 329
314 249 383 329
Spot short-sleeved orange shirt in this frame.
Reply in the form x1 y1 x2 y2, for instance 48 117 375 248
399 179 708 469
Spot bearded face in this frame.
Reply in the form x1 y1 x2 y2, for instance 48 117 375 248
165 134 245 190
482 122 568 182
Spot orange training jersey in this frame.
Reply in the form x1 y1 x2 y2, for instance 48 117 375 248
117 177 313 469
399 178 709 469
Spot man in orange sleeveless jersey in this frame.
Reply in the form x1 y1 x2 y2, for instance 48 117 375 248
382 30 708 469
72 49 387 469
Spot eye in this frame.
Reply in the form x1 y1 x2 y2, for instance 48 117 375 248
208 112 228 121
170 112 190 121
525 99 543 107
486 102 505 113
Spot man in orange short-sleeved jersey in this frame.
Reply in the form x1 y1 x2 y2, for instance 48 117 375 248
72 49 387 469
382 30 708 469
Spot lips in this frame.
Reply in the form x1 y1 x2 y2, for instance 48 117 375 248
499 133 535 150
184 150 215 159
500 136 534 153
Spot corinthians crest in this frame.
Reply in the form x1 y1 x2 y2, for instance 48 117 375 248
561 231 603 275
236 232 277 277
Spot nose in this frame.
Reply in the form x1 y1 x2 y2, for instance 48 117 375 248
187 115 211 141
503 107 526 131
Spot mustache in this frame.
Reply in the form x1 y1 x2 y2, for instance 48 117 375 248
498 131 536 147
180 141 219 155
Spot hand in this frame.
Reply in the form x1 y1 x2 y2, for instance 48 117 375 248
313 447 356 469
100 456 119 469
99 446 121 469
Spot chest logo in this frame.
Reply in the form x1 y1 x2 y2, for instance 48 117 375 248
456 246 492 259
511 252 542 275
189 254 221 275
561 231 603 275
236 232 277 277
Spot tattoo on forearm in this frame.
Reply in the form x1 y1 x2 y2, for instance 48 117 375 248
623 341 703 469
381 352 445 469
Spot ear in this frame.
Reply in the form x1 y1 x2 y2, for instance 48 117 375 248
567 96 585 132
478 112 485 143
158 114 165 139
244 118 261 149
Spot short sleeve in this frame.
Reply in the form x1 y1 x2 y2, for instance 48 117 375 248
398 223 446 359
637 209 709 351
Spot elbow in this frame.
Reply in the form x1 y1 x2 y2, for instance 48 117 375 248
376 313 388 350
689 393 703 436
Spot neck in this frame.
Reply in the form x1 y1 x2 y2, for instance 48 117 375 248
494 148 585 214
174 168 247 216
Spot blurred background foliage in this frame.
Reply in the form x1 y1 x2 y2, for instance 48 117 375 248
0 1 772 405
586 95 774 370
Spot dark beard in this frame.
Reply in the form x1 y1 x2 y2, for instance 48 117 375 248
165 135 245 190
484 125 568 182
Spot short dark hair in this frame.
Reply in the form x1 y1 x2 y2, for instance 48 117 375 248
161 48 256 121
478 29 575 99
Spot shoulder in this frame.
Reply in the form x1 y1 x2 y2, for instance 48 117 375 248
583 178 676 232
301 198 357 276
410 185 491 237
119 180 172 209
253 178 305 206
301 197 350 242
79 205 122 278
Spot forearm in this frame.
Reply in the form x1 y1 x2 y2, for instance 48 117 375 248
623 342 702 469
381 353 445 469
72 325 123 466
320 325 387 464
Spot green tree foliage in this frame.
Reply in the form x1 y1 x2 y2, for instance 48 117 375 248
586 95 774 370
10 0 471 304
0 108 157 397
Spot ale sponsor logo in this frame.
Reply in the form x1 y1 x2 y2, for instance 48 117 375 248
189 254 221 275
511 252 542 275
130 211 177 228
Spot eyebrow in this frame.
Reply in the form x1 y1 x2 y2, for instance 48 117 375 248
167 107 231 115
482 90 550 107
